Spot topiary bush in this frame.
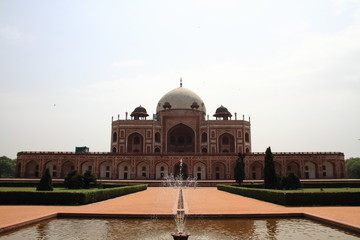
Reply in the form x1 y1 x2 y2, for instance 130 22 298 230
36 168 53 191
64 170 84 189
83 170 96 189
279 172 301 190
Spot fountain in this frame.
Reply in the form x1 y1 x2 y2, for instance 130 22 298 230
163 159 197 240
171 188 189 240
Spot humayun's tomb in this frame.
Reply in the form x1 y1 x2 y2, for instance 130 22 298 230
16 81 345 180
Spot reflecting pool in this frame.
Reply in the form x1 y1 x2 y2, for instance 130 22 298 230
0 218 359 240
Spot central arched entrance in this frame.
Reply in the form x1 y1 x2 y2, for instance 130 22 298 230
167 124 195 152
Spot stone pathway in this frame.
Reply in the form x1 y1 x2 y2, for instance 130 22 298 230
0 187 359 234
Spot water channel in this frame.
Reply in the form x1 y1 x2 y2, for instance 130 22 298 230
1 217 359 240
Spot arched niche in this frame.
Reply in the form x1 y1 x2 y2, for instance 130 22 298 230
219 133 235 153
127 132 144 153
167 124 195 152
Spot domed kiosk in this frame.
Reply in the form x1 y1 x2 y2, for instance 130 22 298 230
214 105 232 120
131 105 149 120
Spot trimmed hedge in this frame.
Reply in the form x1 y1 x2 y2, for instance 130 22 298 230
0 181 130 188
217 184 360 206
0 181 65 188
0 184 147 205
301 182 360 188
234 181 360 189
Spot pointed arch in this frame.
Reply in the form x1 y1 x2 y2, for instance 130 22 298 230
322 161 335 178
136 162 149 179
112 132 117 142
250 161 263 180
81 161 93 174
127 132 144 152
219 133 235 153
24 160 39 178
201 132 207 143
245 132 250 142
193 162 206 180
155 162 169 179
155 132 161 143
99 161 112 179
167 124 195 152
274 162 282 175
286 161 300 177
45 161 57 178
212 162 226 180
304 161 317 179
61 161 75 177
118 161 131 180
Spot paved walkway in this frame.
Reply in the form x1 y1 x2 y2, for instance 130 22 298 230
0 187 359 234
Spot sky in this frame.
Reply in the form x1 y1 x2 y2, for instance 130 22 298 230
0 0 359 159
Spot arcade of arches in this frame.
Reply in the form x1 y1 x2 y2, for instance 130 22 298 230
18 152 345 180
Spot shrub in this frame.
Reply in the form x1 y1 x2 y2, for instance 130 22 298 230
279 173 301 190
36 168 53 191
83 170 96 189
64 171 84 189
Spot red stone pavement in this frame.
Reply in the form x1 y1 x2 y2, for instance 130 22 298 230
0 187 359 234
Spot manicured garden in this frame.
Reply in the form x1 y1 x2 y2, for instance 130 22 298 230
217 184 360 206
0 184 147 205
0 169 147 205
227 147 360 206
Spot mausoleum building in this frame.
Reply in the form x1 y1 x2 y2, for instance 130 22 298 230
16 82 345 180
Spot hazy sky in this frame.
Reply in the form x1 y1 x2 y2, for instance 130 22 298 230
1 0 359 159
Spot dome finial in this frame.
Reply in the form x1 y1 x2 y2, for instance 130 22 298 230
180 77 182 87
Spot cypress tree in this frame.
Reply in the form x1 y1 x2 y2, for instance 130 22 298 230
234 153 246 185
36 168 53 191
264 147 277 189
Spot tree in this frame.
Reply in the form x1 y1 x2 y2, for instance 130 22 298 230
346 158 360 179
83 170 96 188
36 168 53 191
264 147 277 189
234 153 246 185
0 156 16 178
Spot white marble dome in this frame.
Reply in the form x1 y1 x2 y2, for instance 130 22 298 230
156 87 206 113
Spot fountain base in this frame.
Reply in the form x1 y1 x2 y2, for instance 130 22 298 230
171 232 190 240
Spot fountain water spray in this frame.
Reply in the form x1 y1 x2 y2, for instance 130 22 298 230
163 159 197 240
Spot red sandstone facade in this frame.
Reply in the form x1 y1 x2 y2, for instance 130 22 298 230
17 152 345 180
16 84 345 180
